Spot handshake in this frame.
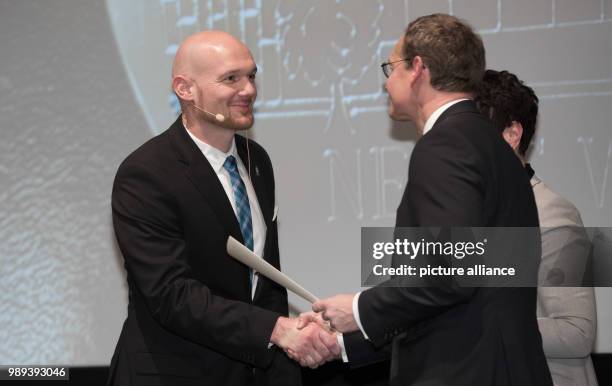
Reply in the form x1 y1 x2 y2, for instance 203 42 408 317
270 312 341 369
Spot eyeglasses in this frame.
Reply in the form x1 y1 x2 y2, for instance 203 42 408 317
381 58 409 78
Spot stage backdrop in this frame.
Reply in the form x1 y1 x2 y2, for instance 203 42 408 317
1 0 611 366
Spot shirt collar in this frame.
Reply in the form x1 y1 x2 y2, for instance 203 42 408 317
185 127 238 173
422 98 470 136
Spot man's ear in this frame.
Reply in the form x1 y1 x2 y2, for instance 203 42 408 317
410 56 425 83
172 75 194 102
502 121 523 151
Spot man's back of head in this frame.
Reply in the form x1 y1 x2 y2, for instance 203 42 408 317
475 69 539 156
403 13 485 94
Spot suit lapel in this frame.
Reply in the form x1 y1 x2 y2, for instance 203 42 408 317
168 117 244 245
169 122 274 299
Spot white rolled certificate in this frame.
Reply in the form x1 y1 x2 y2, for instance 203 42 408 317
226 236 319 303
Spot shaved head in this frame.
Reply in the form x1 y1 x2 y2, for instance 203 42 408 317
172 31 258 135
172 30 250 80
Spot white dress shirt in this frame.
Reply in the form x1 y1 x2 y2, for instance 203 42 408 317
185 128 266 299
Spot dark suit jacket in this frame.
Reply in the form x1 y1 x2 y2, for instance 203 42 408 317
107 117 300 386
346 101 552 386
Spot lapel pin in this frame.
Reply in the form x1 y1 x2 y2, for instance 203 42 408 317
255 166 260 176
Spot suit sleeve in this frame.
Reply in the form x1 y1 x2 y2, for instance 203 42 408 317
343 331 391 368
537 204 596 358
537 287 596 358
112 160 280 368
356 129 484 348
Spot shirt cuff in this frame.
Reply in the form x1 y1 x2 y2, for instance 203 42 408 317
337 333 348 362
353 292 369 340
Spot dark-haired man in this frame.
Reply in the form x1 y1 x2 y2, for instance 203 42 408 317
312 14 553 386
476 69 598 386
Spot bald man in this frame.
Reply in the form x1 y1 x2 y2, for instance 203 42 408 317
107 31 338 386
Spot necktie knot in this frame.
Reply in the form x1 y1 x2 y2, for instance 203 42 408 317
223 155 239 174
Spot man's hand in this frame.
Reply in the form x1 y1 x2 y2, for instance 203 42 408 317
312 294 358 333
297 311 332 332
270 317 340 368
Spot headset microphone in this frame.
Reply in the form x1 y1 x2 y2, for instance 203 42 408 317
192 103 226 122
191 102 251 179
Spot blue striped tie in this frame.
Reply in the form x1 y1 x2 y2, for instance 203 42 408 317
223 155 254 285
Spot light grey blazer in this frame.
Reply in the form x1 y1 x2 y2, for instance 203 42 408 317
533 174 598 386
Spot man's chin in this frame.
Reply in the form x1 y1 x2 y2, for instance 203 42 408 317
388 111 411 121
226 116 254 131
